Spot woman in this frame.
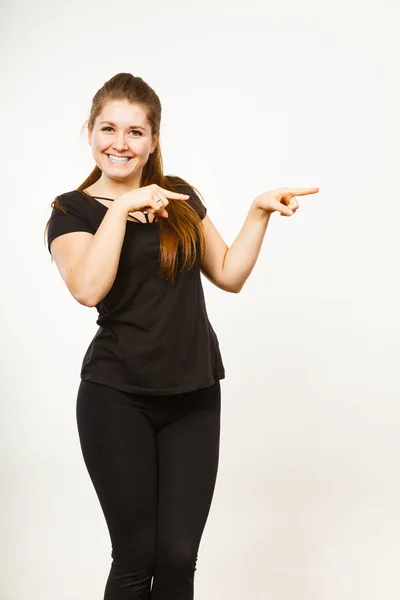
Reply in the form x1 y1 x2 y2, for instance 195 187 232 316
44 72 319 599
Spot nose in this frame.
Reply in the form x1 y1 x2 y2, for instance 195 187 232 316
113 131 128 151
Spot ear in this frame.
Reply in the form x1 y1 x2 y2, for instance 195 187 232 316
150 132 160 154
87 122 92 146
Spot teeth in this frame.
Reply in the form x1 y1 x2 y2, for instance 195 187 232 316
108 155 130 163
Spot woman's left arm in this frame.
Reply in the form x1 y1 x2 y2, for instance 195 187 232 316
200 187 319 293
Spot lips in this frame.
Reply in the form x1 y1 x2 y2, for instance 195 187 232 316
106 154 133 164
106 154 133 158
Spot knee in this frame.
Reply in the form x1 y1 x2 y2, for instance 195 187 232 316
104 545 156 596
155 543 198 575
111 543 156 574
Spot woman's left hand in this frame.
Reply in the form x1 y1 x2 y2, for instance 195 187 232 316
254 187 320 217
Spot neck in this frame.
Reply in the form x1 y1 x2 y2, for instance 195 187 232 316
89 172 142 199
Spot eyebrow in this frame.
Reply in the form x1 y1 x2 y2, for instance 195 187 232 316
99 121 146 131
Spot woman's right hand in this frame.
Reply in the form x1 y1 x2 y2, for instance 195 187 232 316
118 184 190 219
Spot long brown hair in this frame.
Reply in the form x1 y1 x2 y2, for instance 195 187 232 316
44 72 206 284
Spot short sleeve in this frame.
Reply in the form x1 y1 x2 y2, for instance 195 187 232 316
47 192 94 254
166 175 207 220
187 189 207 220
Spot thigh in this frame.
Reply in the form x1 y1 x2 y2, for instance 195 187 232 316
76 379 159 556
155 380 221 557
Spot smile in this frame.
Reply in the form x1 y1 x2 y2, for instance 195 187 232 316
107 154 132 163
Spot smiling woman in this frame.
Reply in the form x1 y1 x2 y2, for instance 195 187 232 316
87 101 158 183
43 72 226 600
45 86 209 283
44 70 320 600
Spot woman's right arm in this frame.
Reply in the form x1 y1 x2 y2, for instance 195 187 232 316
50 184 189 307
50 198 129 307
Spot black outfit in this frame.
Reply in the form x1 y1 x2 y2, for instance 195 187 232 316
47 177 225 599
76 378 221 599
47 179 225 395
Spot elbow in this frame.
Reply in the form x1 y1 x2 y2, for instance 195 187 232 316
73 291 97 307
67 270 96 307
221 275 243 293
222 270 243 293
82 297 98 308
68 279 102 308
70 284 98 307
225 282 242 293
77 286 105 307
75 286 108 307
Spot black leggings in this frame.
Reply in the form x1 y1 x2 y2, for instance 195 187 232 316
76 378 221 600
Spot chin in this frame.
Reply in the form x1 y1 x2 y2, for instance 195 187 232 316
107 172 131 181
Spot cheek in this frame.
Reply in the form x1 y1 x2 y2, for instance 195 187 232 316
138 139 154 154
128 139 150 157
93 134 109 151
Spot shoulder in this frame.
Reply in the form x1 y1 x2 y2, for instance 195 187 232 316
165 175 207 220
165 174 196 196
47 190 94 254
51 190 90 216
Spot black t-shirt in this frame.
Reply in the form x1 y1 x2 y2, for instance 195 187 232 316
47 179 225 395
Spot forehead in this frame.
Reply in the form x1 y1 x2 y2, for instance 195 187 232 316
97 100 150 129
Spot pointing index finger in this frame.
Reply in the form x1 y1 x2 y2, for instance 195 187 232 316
285 187 320 196
161 188 190 198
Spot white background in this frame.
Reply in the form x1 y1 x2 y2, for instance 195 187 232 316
1 0 400 598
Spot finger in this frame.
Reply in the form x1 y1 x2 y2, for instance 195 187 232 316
274 199 294 215
146 199 162 215
287 198 299 210
282 187 319 196
154 194 168 213
159 187 190 198
147 199 164 215
278 203 293 216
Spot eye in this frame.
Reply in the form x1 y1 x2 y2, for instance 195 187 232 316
101 126 142 136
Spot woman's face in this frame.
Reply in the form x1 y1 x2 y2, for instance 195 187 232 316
88 100 159 183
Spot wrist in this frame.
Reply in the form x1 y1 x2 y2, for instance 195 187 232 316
115 194 133 215
250 201 271 220
111 196 131 218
